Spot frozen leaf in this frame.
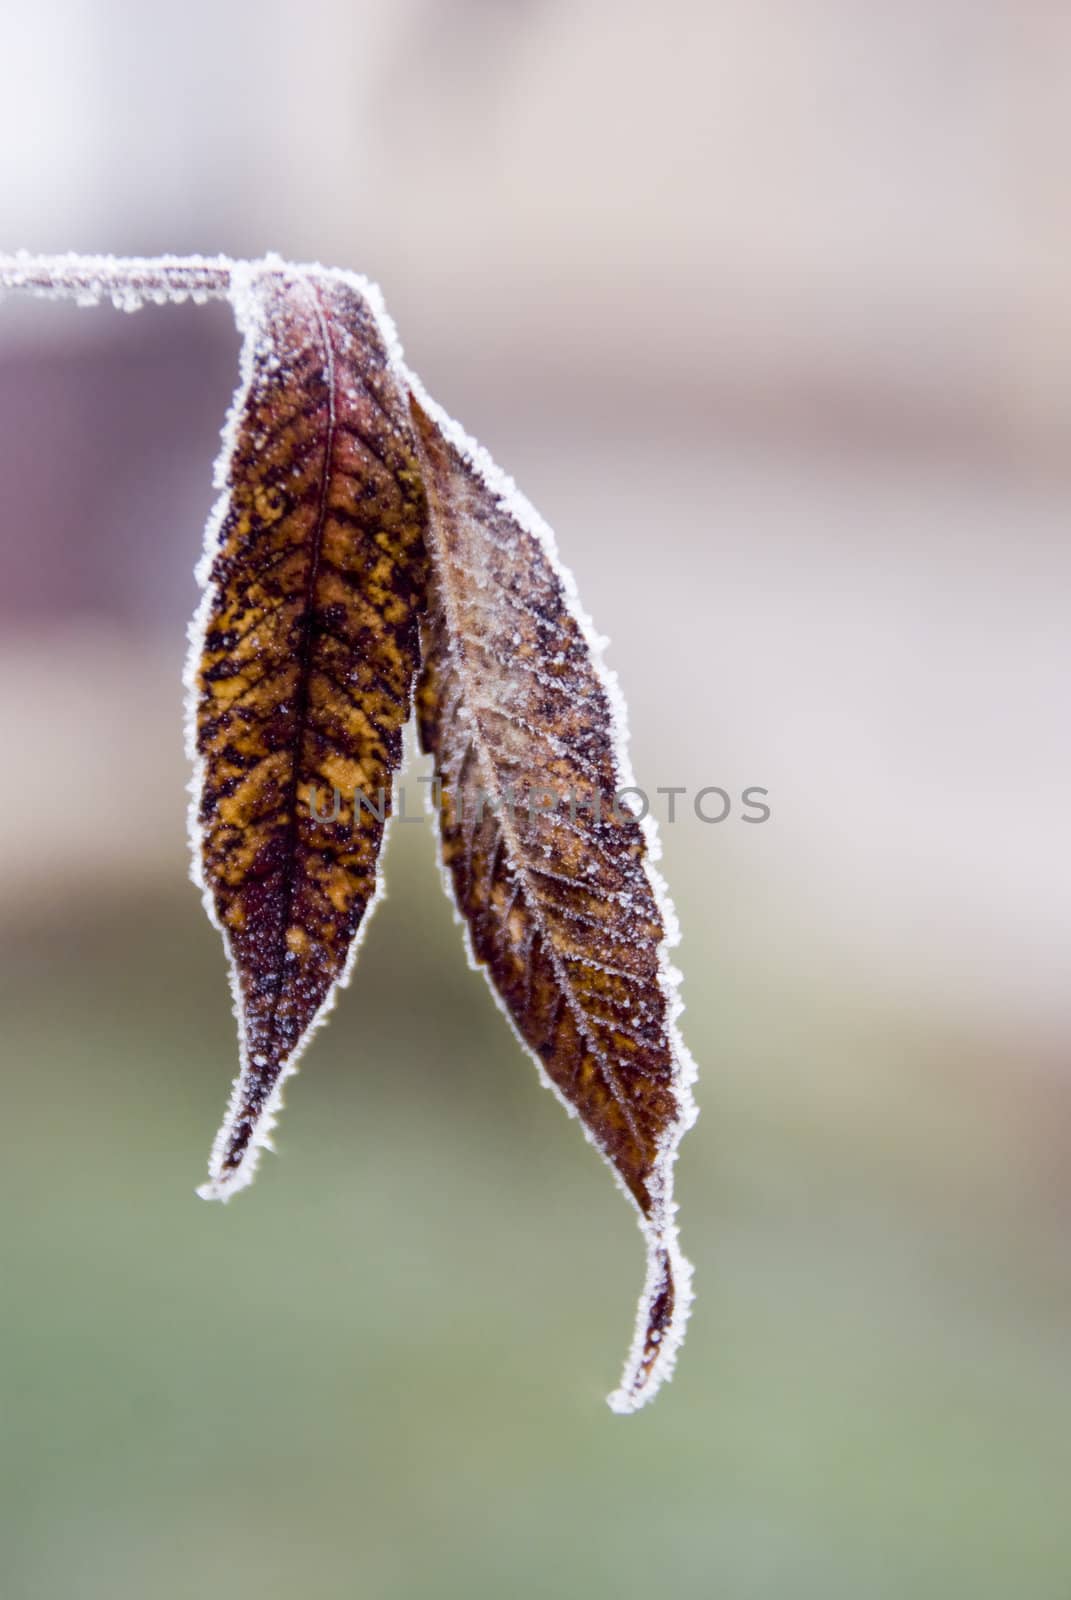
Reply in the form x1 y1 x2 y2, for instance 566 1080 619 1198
187 264 426 1199
409 387 697 1413
0 251 699 1413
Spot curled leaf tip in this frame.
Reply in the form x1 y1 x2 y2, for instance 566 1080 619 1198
607 1239 694 1414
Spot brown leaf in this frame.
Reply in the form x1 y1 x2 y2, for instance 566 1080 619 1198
188 265 426 1199
409 389 697 1412
0 250 700 1414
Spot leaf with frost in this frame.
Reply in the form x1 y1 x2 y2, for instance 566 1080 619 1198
0 250 699 1412
410 391 697 1412
188 263 427 1199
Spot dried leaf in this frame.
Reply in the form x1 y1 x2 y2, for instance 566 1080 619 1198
187 265 426 1199
409 388 698 1412
0 250 700 1413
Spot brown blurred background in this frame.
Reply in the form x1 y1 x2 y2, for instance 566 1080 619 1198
1 4 1069 1597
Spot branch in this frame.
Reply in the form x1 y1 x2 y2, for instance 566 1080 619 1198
0 251 238 307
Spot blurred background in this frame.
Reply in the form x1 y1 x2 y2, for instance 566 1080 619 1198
1 3 1069 1596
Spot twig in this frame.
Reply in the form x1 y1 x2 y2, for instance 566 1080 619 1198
0 252 237 306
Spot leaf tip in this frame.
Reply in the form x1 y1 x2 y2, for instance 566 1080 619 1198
195 1156 260 1204
605 1236 695 1416
197 1093 278 1204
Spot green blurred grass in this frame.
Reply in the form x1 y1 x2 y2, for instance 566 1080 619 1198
0 824 1068 1600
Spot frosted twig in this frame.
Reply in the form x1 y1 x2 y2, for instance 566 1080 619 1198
0 251 238 308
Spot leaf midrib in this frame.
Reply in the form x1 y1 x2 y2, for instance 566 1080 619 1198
260 276 338 1060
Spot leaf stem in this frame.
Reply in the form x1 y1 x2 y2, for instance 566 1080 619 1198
0 251 237 306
